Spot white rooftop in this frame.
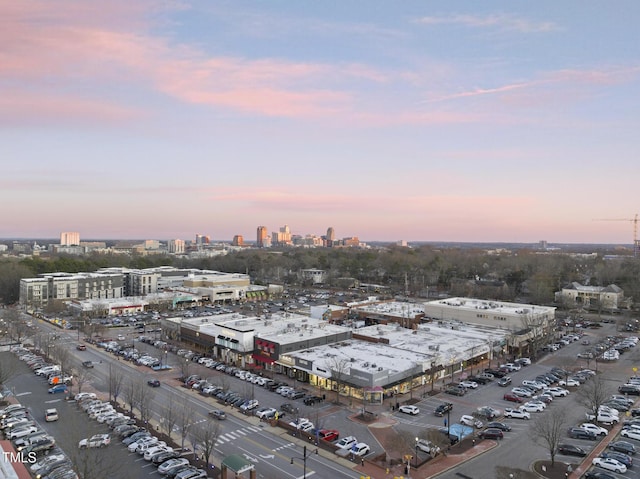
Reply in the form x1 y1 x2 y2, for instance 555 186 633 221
426 297 555 315
354 301 425 318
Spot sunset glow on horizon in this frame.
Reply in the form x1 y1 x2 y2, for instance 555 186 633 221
1 1 639 244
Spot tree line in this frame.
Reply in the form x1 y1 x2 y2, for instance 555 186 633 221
0 245 639 307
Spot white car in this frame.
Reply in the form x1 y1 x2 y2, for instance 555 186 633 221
460 381 478 389
416 439 441 455
621 428 640 441
255 407 277 419
30 454 66 472
592 457 627 474
460 415 483 428
79 434 111 449
520 402 544 412
504 408 530 420
398 405 420 415
336 436 358 450
558 378 580 387
543 387 569 397
585 413 619 425
74 392 97 401
580 423 608 436
351 442 371 457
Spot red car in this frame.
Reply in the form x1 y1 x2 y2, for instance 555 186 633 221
316 429 340 442
503 393 523 403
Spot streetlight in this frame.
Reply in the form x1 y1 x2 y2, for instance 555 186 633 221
290 445 317 479
414 437 419 468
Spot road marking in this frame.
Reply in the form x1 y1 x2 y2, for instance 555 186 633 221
296 472 315 479
259 454 275 459
15 392 31 397
44 399 62 404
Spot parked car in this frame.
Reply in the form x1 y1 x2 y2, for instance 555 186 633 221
351 443 371 457
336 436 358 450
459 380 478 389
621 428 640 441
609 441 636 455
503 394 524 403
557 444 587 456
497 377 512 387
315 429 340 442
600 451 633 468
47 384 68 394
478 428 503 440
485 422 511 432
416 439 441 455
567 427 597 440
592 457 627 474
147 379 161 387
503 408 530 420
78 434 110 449
460 415 483 428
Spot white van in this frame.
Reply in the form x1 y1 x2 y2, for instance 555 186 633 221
44 409 58 422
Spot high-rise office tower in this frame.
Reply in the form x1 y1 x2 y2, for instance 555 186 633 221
60 232 80 246
256 226 268 247
326 227 335 247
168 239 185 254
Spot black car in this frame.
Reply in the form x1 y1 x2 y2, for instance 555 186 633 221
467 375 490 385
82 361 94 368
303 395 323 405
280 403 299 415
567 427 597 440
486 422 511 432
485 368 506 378
584 471 616 479
147 379 161 387
557 444 587 456
609 441 636 455
434 403 453 417
478 428 503 440
600 451 633 468
437 428 460 445
619 385 640 396
631 408 640 417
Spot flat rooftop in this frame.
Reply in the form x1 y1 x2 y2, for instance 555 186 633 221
354 301 425 318
425 297 555 315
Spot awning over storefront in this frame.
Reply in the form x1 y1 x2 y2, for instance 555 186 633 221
252 353 275 364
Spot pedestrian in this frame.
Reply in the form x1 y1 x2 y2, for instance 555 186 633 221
361 458 364 467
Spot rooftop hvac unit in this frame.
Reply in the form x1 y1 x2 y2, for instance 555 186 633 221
378 367 383 371
363 363 369 367
350 358 355 362
371 364 376 368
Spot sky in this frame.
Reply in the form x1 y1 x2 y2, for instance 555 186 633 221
2 1 639 244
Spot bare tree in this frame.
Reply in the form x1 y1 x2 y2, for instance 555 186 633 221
194 418 221 468
180 359 192 381
138 378 155 426
178 401 194 450
109 366 125 404
53 345 71 377
161 394 178 438
0 352 18 392
4 309 30 345
328 356 351 405
75 366 91 394
123 378 140 415
531 405 570 467
575 375 612 418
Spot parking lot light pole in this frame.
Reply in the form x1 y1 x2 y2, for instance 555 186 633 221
415 437 419 468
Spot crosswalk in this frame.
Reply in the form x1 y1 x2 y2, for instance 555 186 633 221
215 425 264 445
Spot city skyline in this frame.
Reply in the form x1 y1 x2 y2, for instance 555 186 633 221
2 2 639 243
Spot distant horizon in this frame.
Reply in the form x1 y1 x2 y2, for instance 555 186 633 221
0 236 635 249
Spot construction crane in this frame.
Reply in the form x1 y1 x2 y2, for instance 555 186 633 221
593 213 639 256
